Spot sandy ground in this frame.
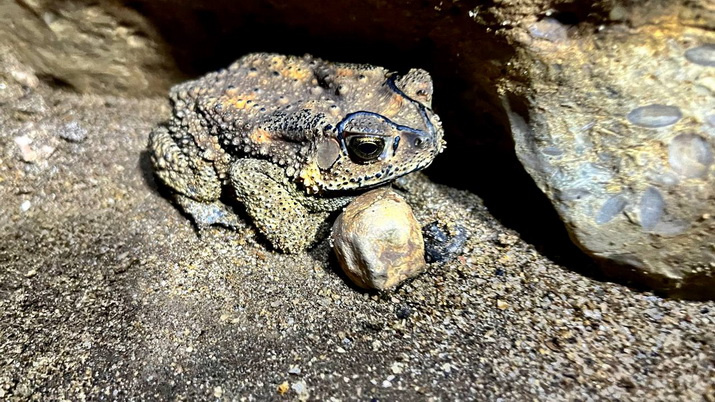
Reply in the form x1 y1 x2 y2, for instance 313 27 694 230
1 82 713 400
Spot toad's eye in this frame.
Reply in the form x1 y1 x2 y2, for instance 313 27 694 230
347 136 385 162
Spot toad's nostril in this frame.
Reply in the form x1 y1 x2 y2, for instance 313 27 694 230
414 137 431 148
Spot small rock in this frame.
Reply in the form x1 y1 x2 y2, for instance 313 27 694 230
331 188 426 290
528 18 568 42
685 44 715 67
595 194 628 225
626 104 682 128
441 363 453 373
58 120 89 142
20 200 31 212
395 305 412 319
668 133 713 179
423 222 468 263
14 135 36 162
288 366 301 375
291 380 309 401
639 187 665 231
14 135 54 163
276 381 289 395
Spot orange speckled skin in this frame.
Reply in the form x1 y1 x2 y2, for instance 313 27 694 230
149 53 444 253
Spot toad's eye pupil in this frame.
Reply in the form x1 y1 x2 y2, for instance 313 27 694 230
358 141 378 155
347 136 385 162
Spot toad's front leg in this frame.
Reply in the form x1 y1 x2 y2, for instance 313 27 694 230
229 158 333 253
149 125 242 230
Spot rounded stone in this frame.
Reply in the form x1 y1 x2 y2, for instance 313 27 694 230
331 188 425 290
668 133 713 178
684 44 715 67
626 104 682 128
639 187 665 231
595 194 627 225
528 18 568 42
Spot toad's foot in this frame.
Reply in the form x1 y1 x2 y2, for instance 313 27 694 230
175 195 242 230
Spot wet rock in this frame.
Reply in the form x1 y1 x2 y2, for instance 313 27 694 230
503 6 715 295
331 188 425 290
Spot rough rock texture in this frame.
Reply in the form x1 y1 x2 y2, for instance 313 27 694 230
0 0 181 95
332 189 426 290
499 6 715 296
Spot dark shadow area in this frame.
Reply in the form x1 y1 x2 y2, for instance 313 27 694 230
123 0 605 281
138 150 163 197
426 77 604 279
36 73 77 92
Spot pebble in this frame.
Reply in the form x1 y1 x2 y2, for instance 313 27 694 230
685 44 715 67
668 133 713 178
639 187 665 231
423 222 468 263
58 121 88 142
276 381 289 395
595 194 627 225
528 18 568 42
212 387 222 398
291 380 309 401
20 200 31 212
331 188 426 290
626 104 682 128
14 135 54 163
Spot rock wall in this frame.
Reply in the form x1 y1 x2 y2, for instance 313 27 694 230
498 4 714 296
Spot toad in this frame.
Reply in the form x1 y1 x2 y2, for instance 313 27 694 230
149 53 445 253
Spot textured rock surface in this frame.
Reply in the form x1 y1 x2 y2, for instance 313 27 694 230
500 8 715 296
0 0 180 95
332 189 426 290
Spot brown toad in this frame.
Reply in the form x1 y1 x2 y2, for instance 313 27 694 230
149 53 445 253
